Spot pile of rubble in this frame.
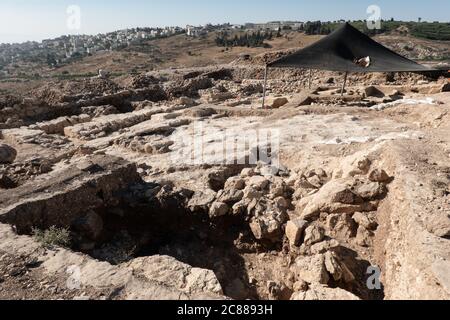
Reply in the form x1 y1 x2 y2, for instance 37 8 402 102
209 166 291 242
199 158 390 299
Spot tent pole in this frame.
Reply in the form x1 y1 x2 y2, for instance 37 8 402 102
262 64 268 109
341 72 348 97
308 69 312 89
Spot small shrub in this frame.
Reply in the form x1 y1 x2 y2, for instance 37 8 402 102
32 226 72 249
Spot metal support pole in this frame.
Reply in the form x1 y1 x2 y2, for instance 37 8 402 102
341 72 348 97
308 69 312 89
262 65 268 109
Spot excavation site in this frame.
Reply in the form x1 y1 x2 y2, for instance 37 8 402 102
0 18 449 301
1 62 449 300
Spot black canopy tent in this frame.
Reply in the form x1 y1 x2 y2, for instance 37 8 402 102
262 23 435 106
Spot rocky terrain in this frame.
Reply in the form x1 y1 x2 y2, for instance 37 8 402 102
0 54 449 300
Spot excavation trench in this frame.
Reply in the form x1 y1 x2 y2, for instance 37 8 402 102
25 179 383 300
70 186 268 300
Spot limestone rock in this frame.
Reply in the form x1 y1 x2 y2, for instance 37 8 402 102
298 179 363 221
224 176 245 190
268 181 286 199
209 202 230 218
355 225 374 247
304 225 325 246
76 160 104 173
200 90 235 103
309 239 341 255
355 181 386 200
291 254 329 284
292 279 309 292
249 215 284 242
296 95 314 106
295 176 319 190
331 187 361 204
249 200 288 242
1 224 224 300
127 255 223 295
177 96 197 107
424 213 450 238
338 153 372 178
291 284 360 300
43 250 132 289
364 86 385 98
188 189 216 212
324 251 355 283
243 186 263 201
217 189 244 205
352 212 378 231
269 97 289 109
368 169 390 183
167 76 213 98
326 213 357 240
247 175 269 190
231 200 248 216
285 219 309 246
307 175 323 189
273 196 289 210
240 168 255 177
184 107 216 118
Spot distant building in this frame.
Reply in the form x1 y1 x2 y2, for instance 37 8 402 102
244 21 304 31
266 22 282 30
289 22 305 30
186 25 207 37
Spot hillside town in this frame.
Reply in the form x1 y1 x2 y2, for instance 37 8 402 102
0 21 305 71
0 26 184 69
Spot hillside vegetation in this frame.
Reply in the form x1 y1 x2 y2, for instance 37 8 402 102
303 20 450 41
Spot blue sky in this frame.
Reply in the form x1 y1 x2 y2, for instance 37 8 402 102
1 0 449 44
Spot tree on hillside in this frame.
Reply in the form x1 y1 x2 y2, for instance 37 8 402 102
215 30 274 48
46 53 57 67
